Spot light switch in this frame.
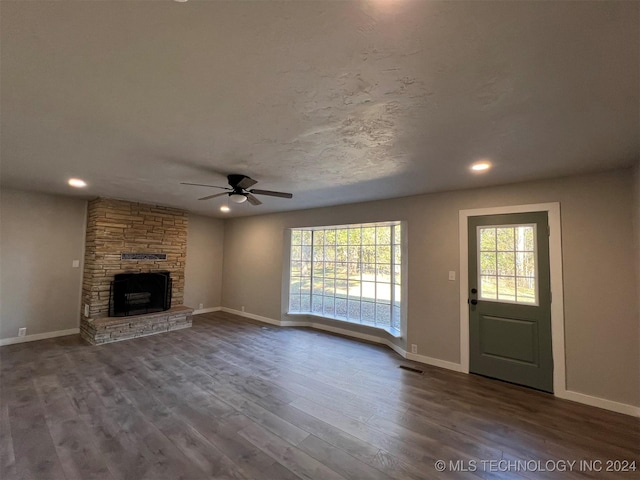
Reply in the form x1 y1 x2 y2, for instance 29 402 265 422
72 260 80 268
448 271 456 281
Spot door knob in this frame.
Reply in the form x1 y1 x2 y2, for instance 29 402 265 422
470 299 478 305
471 288 477 294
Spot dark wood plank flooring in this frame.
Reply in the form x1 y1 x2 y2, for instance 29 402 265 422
1 311 638 479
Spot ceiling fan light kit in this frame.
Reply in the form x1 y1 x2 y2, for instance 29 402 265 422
181 174 293 210
229 193 247 203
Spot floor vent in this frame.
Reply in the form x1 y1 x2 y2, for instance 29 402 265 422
399 365 424 374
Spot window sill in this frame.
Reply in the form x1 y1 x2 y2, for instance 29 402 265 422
286 312 402 338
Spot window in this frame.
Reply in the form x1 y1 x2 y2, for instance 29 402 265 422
288 222 402 335
478 224 537 304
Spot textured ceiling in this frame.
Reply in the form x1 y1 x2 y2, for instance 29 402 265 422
1 1 638 217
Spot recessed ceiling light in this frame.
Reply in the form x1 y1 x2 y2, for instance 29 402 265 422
220 205 230 213
174 0 188 2
471 161 492 172
68 178 87 188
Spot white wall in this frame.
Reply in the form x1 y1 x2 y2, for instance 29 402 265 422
222 169 639 408
184 214 224 310
0 189 87 340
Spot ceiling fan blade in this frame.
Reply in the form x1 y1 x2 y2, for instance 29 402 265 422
249 189 293 199
198 192 228 201
237 176 258 189
246 193 262 206
181 182 231 190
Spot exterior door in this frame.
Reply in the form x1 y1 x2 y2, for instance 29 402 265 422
468 212 553 392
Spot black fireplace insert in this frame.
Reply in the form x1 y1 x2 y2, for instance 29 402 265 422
109 271 172 317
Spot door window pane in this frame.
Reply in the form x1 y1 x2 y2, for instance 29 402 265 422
478 224 537 305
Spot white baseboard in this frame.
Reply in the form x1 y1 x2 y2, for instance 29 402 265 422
0 328 80 347
556 389 640 417
192 306 222 315
218 308 640 418
405 352 466 373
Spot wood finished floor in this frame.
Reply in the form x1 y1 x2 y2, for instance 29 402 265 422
1 312 638 480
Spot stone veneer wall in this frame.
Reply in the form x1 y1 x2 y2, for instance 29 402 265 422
81 198 188 320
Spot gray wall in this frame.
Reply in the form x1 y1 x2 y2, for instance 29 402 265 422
184 214 225 310
0 189 87 339
221 168 639 407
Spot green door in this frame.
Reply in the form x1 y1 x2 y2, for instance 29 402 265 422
468 212 553 392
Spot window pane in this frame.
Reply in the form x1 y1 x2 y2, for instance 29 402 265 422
301 231 312 245
301 246 312 262
348 228 361 245
480 228 496 251
301 262 311 277
323 296 335 316
324 246 336 262
291 261 302 276
376 245 391 264
480 252 496 275
337 246 348 262
393 245 401 264
324 230 336 245
301 294 311 312
497 252 515 276
376 264 391 283
516 252 535 277
516 226 534 251
348 301 361 321
362 302 375 323
312 279 323 296
362 227 376 244
516 277 536 303
313 230 324 246
376 227 391 245
348 246 361 263
289 295 300 312
392 305 401 330
335 263 348 279
376 283 391 303
376 304 391 327
335 298 347 317
361 281 375 302
362 263 376 279
291 246 301 261
496 227 514 251
312 295 323 313
290 278 301 295
348 280 361 299
481 276 497 299
336 229 348 246
300 278 310 296
324 262 335 278
497 276 516 301
323 278 335 296
347 263 361 279
291 230 302 245
393 285 401 305
362 245 376 263
335 279 348 298
313 262 324 277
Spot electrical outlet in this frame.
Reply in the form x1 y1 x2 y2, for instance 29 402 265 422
411 344 417 354
72 259 80 268
241 306 245 312
18 328 26 337
448 271 456 281
84 304 90 317
198 303 203 310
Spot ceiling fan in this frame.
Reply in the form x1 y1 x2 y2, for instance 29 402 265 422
181 174 293 206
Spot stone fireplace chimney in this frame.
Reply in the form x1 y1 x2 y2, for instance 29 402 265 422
80 198 191 344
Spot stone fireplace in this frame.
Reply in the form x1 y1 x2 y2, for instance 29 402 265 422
80 198 193 344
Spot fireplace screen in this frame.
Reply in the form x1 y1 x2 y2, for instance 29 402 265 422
109 271 172 317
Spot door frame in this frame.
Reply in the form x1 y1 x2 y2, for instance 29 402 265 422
459 202 566 396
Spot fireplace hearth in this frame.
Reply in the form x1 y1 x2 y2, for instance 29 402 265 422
109 271 172 317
